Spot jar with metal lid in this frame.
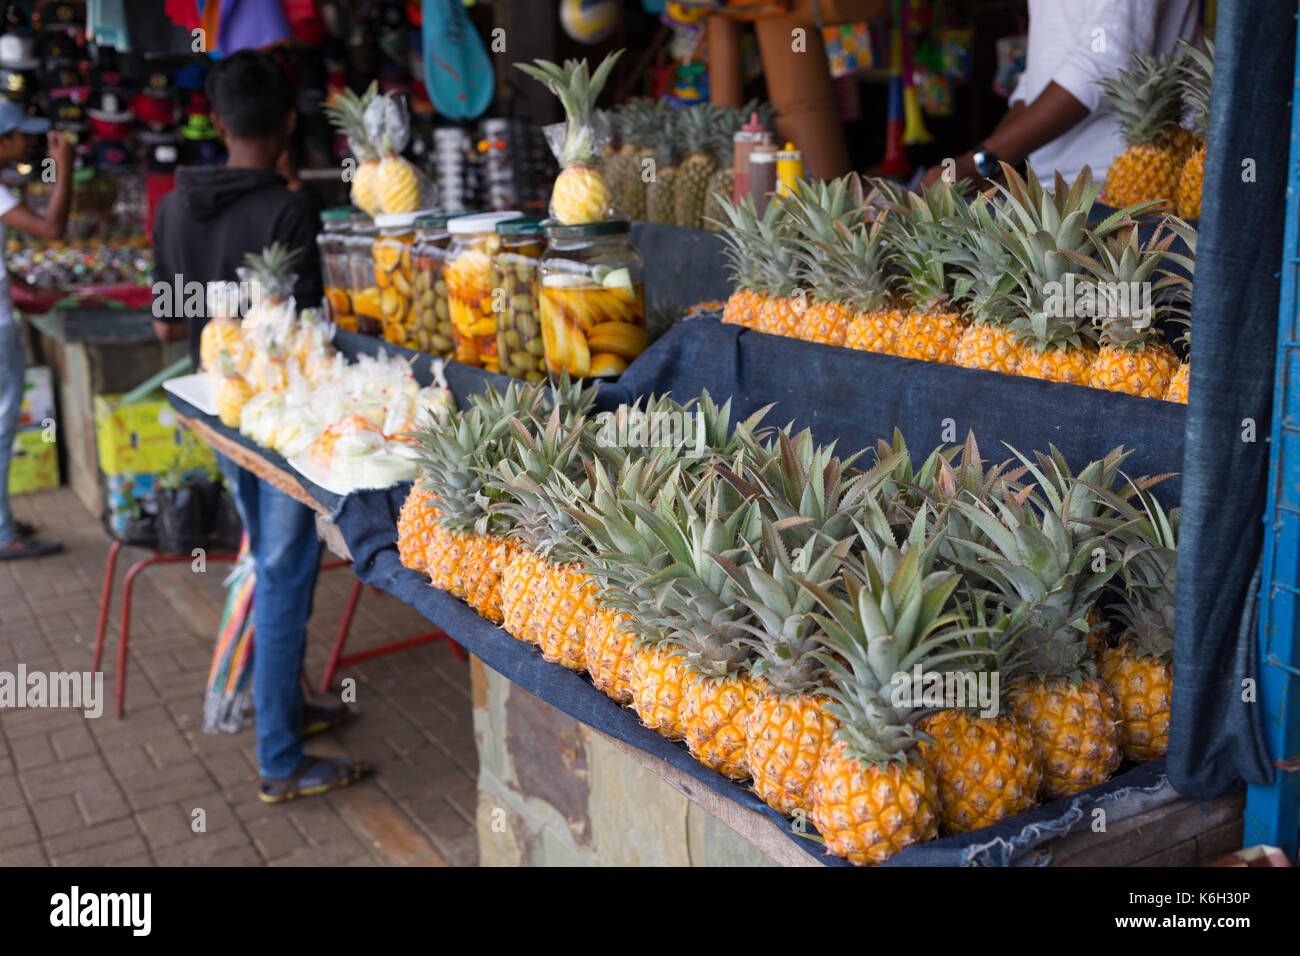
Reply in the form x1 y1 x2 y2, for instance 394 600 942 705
491 218 547 382
373 209 434 348
318 207 358 331
345 223 382 337
539 218 646 380
444 210 523 370
410 212 461 357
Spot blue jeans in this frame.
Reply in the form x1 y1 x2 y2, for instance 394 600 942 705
0 321 25 549
216 452 323 778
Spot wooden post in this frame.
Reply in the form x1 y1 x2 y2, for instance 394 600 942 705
707 15 744 108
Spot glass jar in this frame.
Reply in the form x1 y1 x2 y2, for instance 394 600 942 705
373 210 426 348
318 207 358 331
491 218 547 382
444 211 523 370
345 224 382 337
410 212 460 357
539 219 647 380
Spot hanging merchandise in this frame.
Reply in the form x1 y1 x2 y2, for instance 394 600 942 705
217 0 292 56
879 0 908 176
561 0 621 45
422 0 494 121
377 0 408 81
163 0 202 32
86 0 131 52
823 21 875 78
993 34 1026 99
898 0 931 146
516 50 622 225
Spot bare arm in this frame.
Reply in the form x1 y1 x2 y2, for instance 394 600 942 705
1 131 74 239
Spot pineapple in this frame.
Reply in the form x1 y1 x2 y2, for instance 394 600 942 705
713 194 801 336
700 166 735 232
644 108 680 225
605 101 646 220
216 350 253 428
1099 484 1177 762
517 52 624 225
363 92 421 214
673 106 724 230
1100 51 1190 211
941 197 1023 374
801 525 966 865
948 452 1124 799
323 82 381 215
1075 221 1180 398
1159 215 1197 404
238 242 301 331
878 179 971 364
1174 41 1213 220
396 483 440 574
920 600 1043 834
199 315 243 375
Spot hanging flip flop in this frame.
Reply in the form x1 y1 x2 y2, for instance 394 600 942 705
422 0 494 120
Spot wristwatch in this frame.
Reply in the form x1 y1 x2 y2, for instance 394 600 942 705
971 145 1000 178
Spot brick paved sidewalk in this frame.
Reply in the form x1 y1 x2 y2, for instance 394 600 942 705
0 487 478 866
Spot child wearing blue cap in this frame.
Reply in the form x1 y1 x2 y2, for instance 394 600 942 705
0 101 74 560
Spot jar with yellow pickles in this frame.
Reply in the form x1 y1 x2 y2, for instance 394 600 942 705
539 218 647 380
373 210 435 348
444 211 523 370
410 212 460 357
491 218 547 382
317 208 358 331
345 223 382 337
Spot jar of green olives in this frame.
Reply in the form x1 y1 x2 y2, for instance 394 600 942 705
491 218 547 382
410 213 459 358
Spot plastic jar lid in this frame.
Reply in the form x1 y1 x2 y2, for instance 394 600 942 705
497 217 545 236
414 212 465 231
322 207 358 224
447 210 523 235
374 209 439 230
543 218 631 240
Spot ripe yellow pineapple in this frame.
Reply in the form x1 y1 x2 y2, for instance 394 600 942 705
396 484 440 574
1100 51 1190 211
585 606 637 702
200 316 243 374
680 671 760 780
945 197 1024 375
323 82 381 215
1098 486 1177 762
1081 223 1180 399
517 52 624 225
1174 41 1213 220
1011 679 1121 798
713 193 801 336
1160 215 1197 404
631 643 692 741
803 541 960 865
216 351 253 428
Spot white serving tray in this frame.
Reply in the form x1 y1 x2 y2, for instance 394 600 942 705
162 373 217 417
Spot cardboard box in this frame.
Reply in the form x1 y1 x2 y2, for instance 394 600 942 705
18 366 55 429
8 427 59 496
94 393 213 477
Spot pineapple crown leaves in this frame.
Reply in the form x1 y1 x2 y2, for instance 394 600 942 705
1177 39 1215 137
1104 480 1178 661
710 193 799 295
1059 221 1176 348
934 197 1021 326
517 51 624 166
323 81 380 161
709 522 855 694
240 242 301 303
1099 49 1187 147
1156 215 1197 344
876 178 974 307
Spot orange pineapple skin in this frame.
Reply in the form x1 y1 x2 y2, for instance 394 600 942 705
531 561 597 672
1010 679 1122 799
1164 362 1189 404
461 534 516 625
844 308 906 356
919 711 1042 834
954 324 1021 375
424 523 470 598
897 311 967 364
680 670 760 780
722 289 760 329
1103 143 1182 211
765 296 802 338
1175 143 1205 220
631 644 690 740
797 300 852 347
1086 605 1110 662
811 742 940 865
745 684 840 816
397 487 440 573
501 548 546 644
200 317 244 373
1099 644 1171 762
1017 343 1099 386
1087 344 1179 399
584 606 637 702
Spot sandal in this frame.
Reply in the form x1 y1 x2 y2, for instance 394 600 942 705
302 702 352 739
15 520 36 538
0 537 63 560
259 755 370 804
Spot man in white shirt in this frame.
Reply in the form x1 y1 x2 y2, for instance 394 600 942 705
923 0 1199 189
0 101 73 560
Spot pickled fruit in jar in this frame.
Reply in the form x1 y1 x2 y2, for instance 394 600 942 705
373 226 417 348
447 243 500 370
411 236 455 357
325 286 355 332
538 269 646 378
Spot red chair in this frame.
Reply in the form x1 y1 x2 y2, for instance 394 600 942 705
92 541 464 717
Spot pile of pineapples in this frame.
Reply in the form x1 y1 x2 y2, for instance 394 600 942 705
716 168 1197 404
600 99 773 231
395 378 1178 865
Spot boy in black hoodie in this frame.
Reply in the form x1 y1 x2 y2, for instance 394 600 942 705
154 51 367 802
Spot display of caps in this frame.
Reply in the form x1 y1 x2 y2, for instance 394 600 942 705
37 3 80 29
0 33 37 71
37 32 77 67
47 94 85 127
447 210 523 235
147 142 179 173
179 113 217 141
373 208 438 230
93 139 131 169
131 89 177 130
87 90 131 123
0 67 32 101
173 64 207 93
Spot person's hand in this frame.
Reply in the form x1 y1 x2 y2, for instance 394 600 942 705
46 130 74 169
922 152 977 190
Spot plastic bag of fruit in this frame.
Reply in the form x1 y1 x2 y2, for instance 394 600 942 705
363 92 437 215
517 51 623 224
